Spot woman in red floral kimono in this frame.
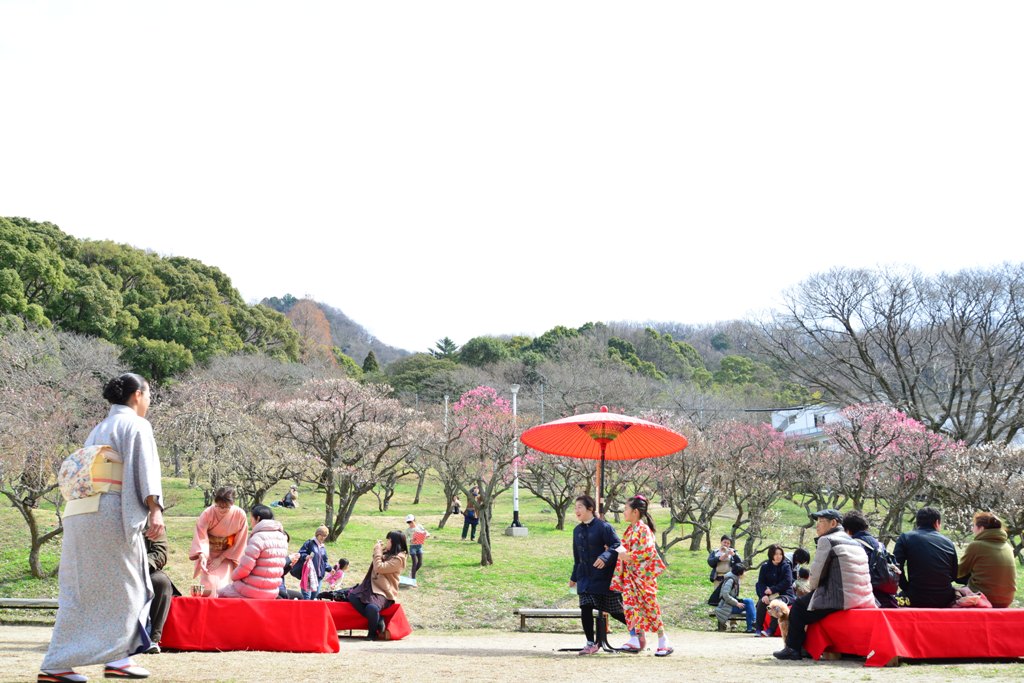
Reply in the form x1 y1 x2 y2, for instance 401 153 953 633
611 495 673 656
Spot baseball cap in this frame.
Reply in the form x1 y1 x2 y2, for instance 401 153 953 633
810 509 842 522
405 514 416 522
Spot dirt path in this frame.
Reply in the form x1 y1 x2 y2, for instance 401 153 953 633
3 625 1024 683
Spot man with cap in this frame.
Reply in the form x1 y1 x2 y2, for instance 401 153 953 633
404 514 430 581
773 509 875 661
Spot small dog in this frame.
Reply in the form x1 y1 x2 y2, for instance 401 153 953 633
767 599 791 640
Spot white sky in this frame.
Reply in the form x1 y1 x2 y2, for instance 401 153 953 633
2 2 1022 353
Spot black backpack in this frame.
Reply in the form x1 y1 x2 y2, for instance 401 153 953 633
856 538 900 595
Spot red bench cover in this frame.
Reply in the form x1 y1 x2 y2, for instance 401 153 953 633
161 596 340 653
805 607 1024 666
325 601 413 640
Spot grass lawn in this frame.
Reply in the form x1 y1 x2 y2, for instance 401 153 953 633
2 476 1021 631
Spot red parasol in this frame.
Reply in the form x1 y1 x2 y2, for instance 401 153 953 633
519 406 688 515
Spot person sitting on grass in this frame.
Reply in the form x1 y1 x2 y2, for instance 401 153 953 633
773 509 875 661
715 564 757 632
272 485 299 509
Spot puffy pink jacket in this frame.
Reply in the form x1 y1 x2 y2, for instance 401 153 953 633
228 519 289 599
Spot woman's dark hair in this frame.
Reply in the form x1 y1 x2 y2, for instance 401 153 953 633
842 510 869 535
384 530 408 558
626 495 656 532
251 504 273 522
214 487 236 505
576 494 596 513
792 547 811 565
102 373 148 405
766 544 785 563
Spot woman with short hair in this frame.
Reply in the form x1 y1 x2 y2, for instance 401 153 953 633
957 511 1017 608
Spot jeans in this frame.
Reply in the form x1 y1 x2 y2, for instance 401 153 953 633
461 516 478 540
731 598 757 630
348 594 393 639
301 588 319 600
409 545 423 579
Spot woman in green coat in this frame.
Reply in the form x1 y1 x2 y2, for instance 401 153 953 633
957 511 1017 608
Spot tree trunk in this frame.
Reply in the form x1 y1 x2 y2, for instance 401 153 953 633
437 482 458 530
554 507 566 531
323 467 337 537
413 470 426 505
478 503 493 566
689 528 705 552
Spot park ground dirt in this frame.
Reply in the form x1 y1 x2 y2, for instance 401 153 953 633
3 625 1024 683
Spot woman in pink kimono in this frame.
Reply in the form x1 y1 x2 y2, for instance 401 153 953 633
611 495 673 657
190 487 249 595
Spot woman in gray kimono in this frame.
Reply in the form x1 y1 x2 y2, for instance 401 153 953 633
39 373 164 683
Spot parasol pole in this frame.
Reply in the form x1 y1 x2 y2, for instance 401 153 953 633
597 439 607 518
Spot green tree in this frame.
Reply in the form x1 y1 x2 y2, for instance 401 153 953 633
459 336 511 367
122 337 194 383
429 337 459 359
362 350 380 373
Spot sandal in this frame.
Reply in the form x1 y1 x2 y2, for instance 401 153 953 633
103 664 150 679
38 673 86 683
655 646 675 657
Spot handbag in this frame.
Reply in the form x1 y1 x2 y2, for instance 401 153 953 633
707 582 724 606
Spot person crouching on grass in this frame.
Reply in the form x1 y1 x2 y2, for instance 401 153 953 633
610 495 674 656
570 494 630 656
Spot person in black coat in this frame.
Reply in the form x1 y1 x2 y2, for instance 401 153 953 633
145 528 180 652
754 544 795 636
570 494 628 655
893 506 957 608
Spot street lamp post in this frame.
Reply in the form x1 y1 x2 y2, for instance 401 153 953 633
505 384 527 536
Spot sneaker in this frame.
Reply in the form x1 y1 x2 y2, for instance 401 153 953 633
772 646 803 661
716 621 727 632
578 642 601 656
144 643 160 654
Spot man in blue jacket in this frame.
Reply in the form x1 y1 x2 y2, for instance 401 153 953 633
893 506 957 608
570 494 627 655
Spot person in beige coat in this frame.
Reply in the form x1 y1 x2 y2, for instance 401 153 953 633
347 530 408 640
774 509 875 661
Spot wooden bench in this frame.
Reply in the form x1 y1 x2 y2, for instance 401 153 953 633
708 611 746 631
0 598 58 610
514 607 580 631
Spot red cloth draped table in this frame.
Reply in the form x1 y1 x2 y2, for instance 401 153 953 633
325 602 413 640
805 608 1024 667
162 596 340 653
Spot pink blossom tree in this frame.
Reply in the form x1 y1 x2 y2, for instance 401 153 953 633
715 420 799 560
449 386 518 566
824 403 959 542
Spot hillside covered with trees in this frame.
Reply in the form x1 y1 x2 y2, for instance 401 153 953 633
0 216 300 381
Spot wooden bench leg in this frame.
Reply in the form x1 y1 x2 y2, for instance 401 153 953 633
520 614 526 631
